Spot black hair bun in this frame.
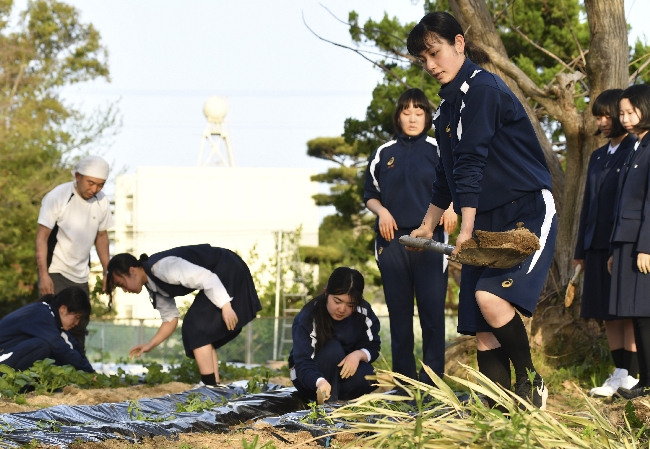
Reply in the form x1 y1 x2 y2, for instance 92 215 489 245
139 253 149 262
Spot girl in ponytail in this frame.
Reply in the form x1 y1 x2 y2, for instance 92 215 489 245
106 245 261 385
406 11 557 410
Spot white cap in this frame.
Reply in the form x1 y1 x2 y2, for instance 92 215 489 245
73 156 109 180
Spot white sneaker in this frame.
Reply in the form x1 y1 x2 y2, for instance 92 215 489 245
590 368 628 397
619 374 640 390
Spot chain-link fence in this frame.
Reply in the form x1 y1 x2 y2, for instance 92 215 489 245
85 314 459 366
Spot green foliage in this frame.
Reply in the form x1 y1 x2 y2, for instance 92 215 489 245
300 401 334 425
127 400 174 422
175 392 219 413
89 275 116 319
242 435 276 449
0 0 117 307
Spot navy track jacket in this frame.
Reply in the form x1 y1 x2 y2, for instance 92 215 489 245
364 131 440 231
289 299 381 390
0 302 94 373
431 58 552 214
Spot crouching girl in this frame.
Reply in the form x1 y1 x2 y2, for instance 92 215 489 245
289 267 381 403
0 287 94 373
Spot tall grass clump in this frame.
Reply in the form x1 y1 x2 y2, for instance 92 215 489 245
332 364 644 448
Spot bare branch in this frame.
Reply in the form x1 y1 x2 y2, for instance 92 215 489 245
492 0 515 23
318 3 407 48
318 3 418 64
560 0 587 68
513 26 574 73
302 11 413 91
630 52 650 84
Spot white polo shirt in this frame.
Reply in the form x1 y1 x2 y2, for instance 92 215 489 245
38 182 114 284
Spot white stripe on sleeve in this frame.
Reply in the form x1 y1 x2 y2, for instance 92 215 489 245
369 140 397 193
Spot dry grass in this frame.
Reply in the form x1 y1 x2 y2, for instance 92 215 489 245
331 364 646 448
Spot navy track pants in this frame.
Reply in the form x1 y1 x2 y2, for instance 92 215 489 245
292 340 375 401
375 227 448 383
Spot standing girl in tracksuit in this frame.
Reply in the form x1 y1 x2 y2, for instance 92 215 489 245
0 287 94 373
574 89 638 397
607 84 650 399
364 88 457 384
407 12 557 409
106 244 261 385
289 267 380 403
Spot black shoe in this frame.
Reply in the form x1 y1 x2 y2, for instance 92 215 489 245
616 385 650 399
514 374 548 410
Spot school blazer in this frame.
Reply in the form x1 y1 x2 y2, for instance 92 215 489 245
575 135 636 259
611 133 650 253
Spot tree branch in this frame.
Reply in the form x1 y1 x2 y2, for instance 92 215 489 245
512 26 574 73
630 52 650 84
560 0 587 69
318 3 419 64
302 11 413 91
492 0 516 23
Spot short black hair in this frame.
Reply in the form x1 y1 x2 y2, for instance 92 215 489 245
592 89 626 137
620 84 650 131
393 88 433 135
407 11 489 65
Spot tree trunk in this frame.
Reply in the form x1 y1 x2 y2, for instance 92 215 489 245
447 0 629 352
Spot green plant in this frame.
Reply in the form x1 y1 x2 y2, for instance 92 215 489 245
127 400 173 422
300 401 334 426
242 435 276 449
245 370 271 394
175 393 218 413
143 362 173 386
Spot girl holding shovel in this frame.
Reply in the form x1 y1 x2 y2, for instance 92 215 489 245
407 12 557 409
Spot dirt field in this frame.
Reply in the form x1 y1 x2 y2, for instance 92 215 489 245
3 377 650 448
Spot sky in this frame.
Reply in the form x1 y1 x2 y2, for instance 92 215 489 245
58 0 649 196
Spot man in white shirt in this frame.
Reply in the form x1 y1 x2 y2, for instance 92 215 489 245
35 156 114 351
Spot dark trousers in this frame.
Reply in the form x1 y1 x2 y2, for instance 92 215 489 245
292 340 376 401
376 228 448 383
0 338 51 371
51 273 90 354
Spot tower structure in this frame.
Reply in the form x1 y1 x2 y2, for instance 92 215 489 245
197 96 235 167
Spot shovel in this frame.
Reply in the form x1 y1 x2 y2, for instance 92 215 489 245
564 264 582 308
399 226 540 269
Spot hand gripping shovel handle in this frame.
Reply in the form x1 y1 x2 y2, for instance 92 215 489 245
398 235 454 256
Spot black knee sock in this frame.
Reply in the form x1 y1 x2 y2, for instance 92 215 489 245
477 347 512 390
611 348 625 369
625 350 639 378
490 314 536 381
201 373 217 386
633 318 650 386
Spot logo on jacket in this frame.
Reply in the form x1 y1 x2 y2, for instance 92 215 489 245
378 247 384 255
387 157 395 168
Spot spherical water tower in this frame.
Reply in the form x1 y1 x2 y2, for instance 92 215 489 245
197 96 235 167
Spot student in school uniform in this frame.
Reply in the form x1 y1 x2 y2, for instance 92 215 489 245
106 244 261 385
0 287 94 373
289 267 381 403
607 84 650 399
407 11 557 409
364 88 457 384
574 89 638 397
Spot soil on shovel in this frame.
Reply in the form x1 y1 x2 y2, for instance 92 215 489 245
451 225 540 268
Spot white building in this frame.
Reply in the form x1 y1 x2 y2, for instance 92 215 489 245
110 166 320 320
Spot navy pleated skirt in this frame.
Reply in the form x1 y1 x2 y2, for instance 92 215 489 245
181 250 261 357
609 242 650 318
580 248 618 320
